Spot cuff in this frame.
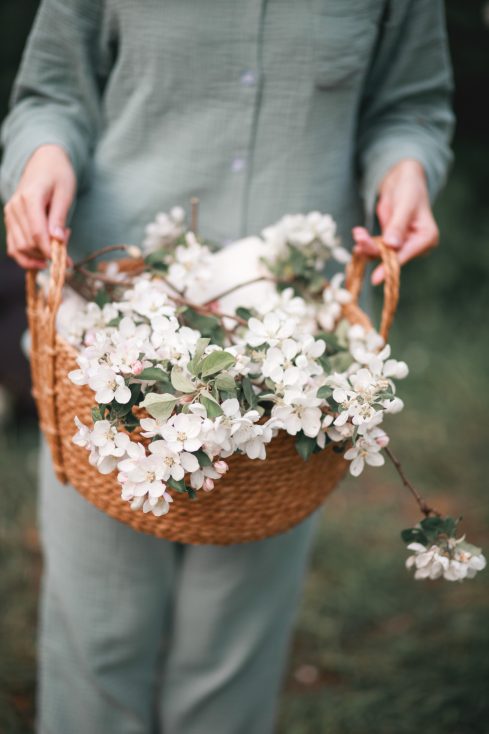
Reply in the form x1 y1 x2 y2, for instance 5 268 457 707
360 136 451 228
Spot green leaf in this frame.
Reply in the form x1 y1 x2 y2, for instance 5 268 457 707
289 245 308 276
168 477 188 494
236 306 253 321
200 351 236 378
329 352 354 373
139 392 177 420
123 412 139 431
138 367 170 382
107 316 122 327
183 309 225 345
317 354 332 373
170 366 197 394
194 337 210 363
91 406 105 422
109 383 142 418
401 527 429 546
144 249 169 269
295 431 317 461
215 372 236 391
193 449 213 467
242 376 257 408
94 288 110 308
317 385 333 400
200 392 224 418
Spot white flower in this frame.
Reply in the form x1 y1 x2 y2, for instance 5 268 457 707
142 206 186 252
272 390 322 437
189 464 222 490
88 366 132 404
246 312 296 348
72 416 92 448
343 434 385 476
405 539 486 582
118 442 172 500
166 233 212 293
160 413 204 453
405 543 450 580
148 440 200 481
318 274 352 331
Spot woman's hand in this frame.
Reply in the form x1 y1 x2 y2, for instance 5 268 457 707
353 159 439 285
3 144 76 269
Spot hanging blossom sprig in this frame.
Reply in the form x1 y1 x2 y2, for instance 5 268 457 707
57 206 486 582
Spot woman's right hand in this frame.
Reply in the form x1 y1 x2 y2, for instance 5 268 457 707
4 144 76 269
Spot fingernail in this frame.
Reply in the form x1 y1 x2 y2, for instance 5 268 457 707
50 225 66 241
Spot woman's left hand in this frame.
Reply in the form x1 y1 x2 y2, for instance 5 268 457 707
353 159 439 285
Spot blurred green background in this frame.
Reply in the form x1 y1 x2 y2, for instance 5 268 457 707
0 2 488 733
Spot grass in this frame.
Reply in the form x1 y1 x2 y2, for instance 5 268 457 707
1 144 488 733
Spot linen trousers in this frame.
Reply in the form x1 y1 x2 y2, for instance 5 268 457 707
37 441 320 734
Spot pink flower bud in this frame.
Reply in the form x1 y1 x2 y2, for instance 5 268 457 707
84 331 96 346
213 460 228 475
203 477 215 492
131 360 144 375
375 432 389 448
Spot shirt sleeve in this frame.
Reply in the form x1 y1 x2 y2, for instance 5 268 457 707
0 0 114 202
357 0 455 220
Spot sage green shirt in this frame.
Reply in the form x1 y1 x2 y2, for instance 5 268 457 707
1 0 454 256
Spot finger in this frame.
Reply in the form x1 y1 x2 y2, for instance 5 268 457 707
6 218 46 263
376 194 394 237
371 263 385 286
381 196 416 249
7 233 45 270
397 235 437 268
48 182 73 242
20 189 52 259
352 226 379 257
5 198 32 248
371 223 438 285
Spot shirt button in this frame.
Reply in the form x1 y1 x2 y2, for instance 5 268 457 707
240 69 257 87
231 156 246 173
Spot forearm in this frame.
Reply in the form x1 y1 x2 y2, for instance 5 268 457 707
357 0 455 218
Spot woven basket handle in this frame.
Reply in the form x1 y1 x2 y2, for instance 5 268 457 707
25 239 68 483
26 238 67 335
343 236 400 341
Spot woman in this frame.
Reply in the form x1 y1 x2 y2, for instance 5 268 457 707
1 2 453 732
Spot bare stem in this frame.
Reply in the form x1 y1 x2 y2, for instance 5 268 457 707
73 244 140 269
204 275 278 305
384 446 441 517
190 197 199 235
73 266 135 287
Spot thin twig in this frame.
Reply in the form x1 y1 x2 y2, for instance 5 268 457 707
74 266 133 287
74 244 140 269
190 197 199 235
170 295 247 326
204 275 278 305
76 266 247 325
384 446 441 517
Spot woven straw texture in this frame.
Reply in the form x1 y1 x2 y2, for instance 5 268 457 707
26 237 399 545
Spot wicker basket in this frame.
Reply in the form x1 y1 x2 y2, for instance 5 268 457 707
26 237 399 545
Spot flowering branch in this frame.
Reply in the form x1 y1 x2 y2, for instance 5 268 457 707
384 446 441 518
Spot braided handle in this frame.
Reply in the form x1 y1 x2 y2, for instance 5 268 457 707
25 239 67 483
343 236 400 341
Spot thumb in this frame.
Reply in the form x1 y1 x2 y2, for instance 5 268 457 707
47 182 73 243
382 198 415 248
